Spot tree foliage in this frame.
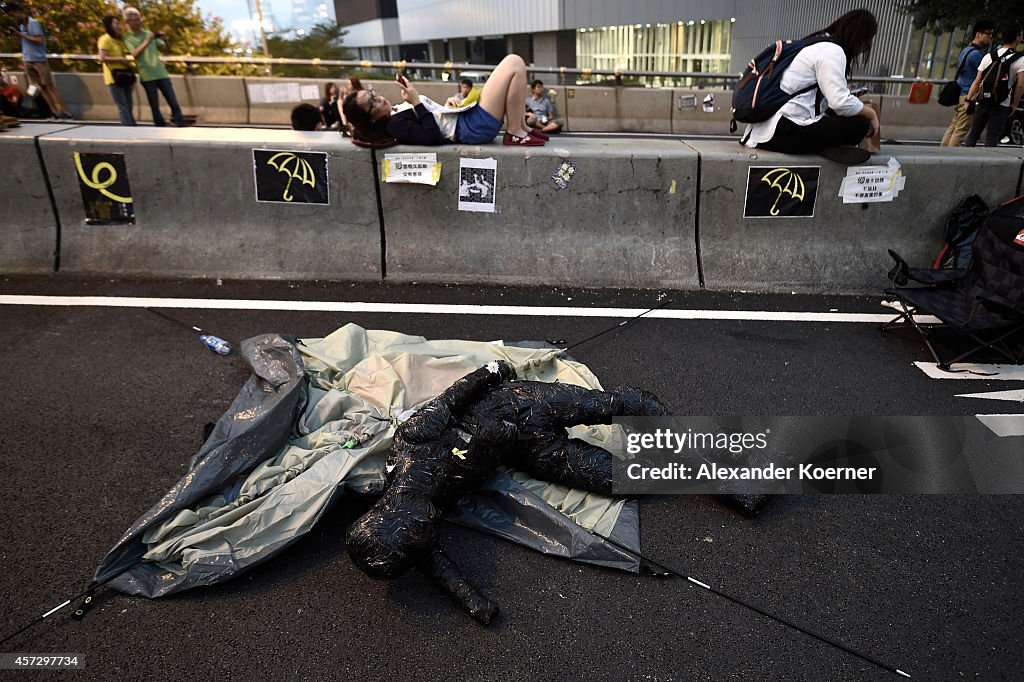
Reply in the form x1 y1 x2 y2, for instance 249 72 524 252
903 0 1024 33
265 22 350 77
1 0 236 74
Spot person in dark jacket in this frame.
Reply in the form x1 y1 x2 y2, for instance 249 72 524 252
341 53 546 147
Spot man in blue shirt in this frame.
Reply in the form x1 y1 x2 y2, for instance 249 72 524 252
941 19 995 147
4 3 72 120
525 79 562 134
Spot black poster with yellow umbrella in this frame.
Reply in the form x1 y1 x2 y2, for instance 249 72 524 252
74 152 135 225
743 165 820 218
253 149 329 204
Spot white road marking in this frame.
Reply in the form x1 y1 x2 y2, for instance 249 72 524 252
915 362 1024 380
957 389 1024 402
0 294 933 323
975 414 1024 437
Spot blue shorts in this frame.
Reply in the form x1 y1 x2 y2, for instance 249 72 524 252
455 104 502 144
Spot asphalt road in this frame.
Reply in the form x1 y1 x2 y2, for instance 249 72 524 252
0 275 1021 681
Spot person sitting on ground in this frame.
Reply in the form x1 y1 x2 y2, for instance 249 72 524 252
961 24 1024 148
525 79 562 134
290 102 323 131
341 54 547 148
319 82 342 129
444 78 479 107
741 9 880 164
940 19 995 147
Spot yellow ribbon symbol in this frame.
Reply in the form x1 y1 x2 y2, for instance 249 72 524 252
74 152 132 203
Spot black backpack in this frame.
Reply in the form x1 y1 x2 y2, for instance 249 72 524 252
979 48 1024 103
730 35 833 132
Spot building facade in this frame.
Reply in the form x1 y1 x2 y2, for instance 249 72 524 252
332 0 971 84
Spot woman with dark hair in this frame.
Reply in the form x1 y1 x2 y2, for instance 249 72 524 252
319 82 341 129
742 9 879 163
347 76 364 93
341 54 545 148
98 15 137 126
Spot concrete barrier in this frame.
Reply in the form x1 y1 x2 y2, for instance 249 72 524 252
560 86 674 133
0 123 75 273
377 137 700 288
178 76 249 124
9 71 993 142
689 140 1023 294
671 89 734 135
5 125 1021 294
38 126 381 280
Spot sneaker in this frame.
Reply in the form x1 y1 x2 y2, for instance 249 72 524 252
503 131 544 146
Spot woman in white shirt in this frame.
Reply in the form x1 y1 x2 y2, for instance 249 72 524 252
743 10 880 160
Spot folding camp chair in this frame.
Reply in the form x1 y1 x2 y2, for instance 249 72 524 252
882 194 1024 370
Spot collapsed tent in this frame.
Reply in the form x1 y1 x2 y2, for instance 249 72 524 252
94 324 642 598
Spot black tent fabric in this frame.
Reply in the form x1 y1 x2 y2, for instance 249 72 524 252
93 329 642 598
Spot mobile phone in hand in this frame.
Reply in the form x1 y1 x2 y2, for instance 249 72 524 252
396 72 409 87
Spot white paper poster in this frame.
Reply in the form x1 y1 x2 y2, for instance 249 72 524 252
300 85 320 100
382 153 442 185
838 157 906 203
247 82 306 104
458 158 497 212
247 84 266 104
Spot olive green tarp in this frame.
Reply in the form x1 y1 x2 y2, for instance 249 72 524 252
95 324 640 597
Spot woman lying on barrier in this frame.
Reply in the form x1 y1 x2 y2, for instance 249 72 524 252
341 54 547 148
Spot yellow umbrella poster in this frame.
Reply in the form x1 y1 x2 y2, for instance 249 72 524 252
743 166 820 218
253 149 329 204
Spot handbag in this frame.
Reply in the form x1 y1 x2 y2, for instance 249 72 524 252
112 69 136 88
938 79 961 106
938 46 979 106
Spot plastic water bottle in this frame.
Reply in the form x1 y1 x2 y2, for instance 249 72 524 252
200 334 232 355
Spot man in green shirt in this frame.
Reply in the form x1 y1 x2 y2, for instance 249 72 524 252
122 7 185 126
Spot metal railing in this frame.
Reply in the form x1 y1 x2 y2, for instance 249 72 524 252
0 53 951 87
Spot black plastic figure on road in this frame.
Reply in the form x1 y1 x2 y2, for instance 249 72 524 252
346 360 671 623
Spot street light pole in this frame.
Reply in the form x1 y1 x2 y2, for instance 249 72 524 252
250 0 271 57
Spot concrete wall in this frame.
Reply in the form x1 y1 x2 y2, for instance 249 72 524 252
378 137 700 288
689 141 1023 294
36 126 381 280
10 72 970 141
3 126 1022 294
0 124 75 273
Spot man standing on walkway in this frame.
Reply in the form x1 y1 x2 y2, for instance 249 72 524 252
122 7 185 127
963 24 1024 147
941 20 995 147
4 3 72 119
